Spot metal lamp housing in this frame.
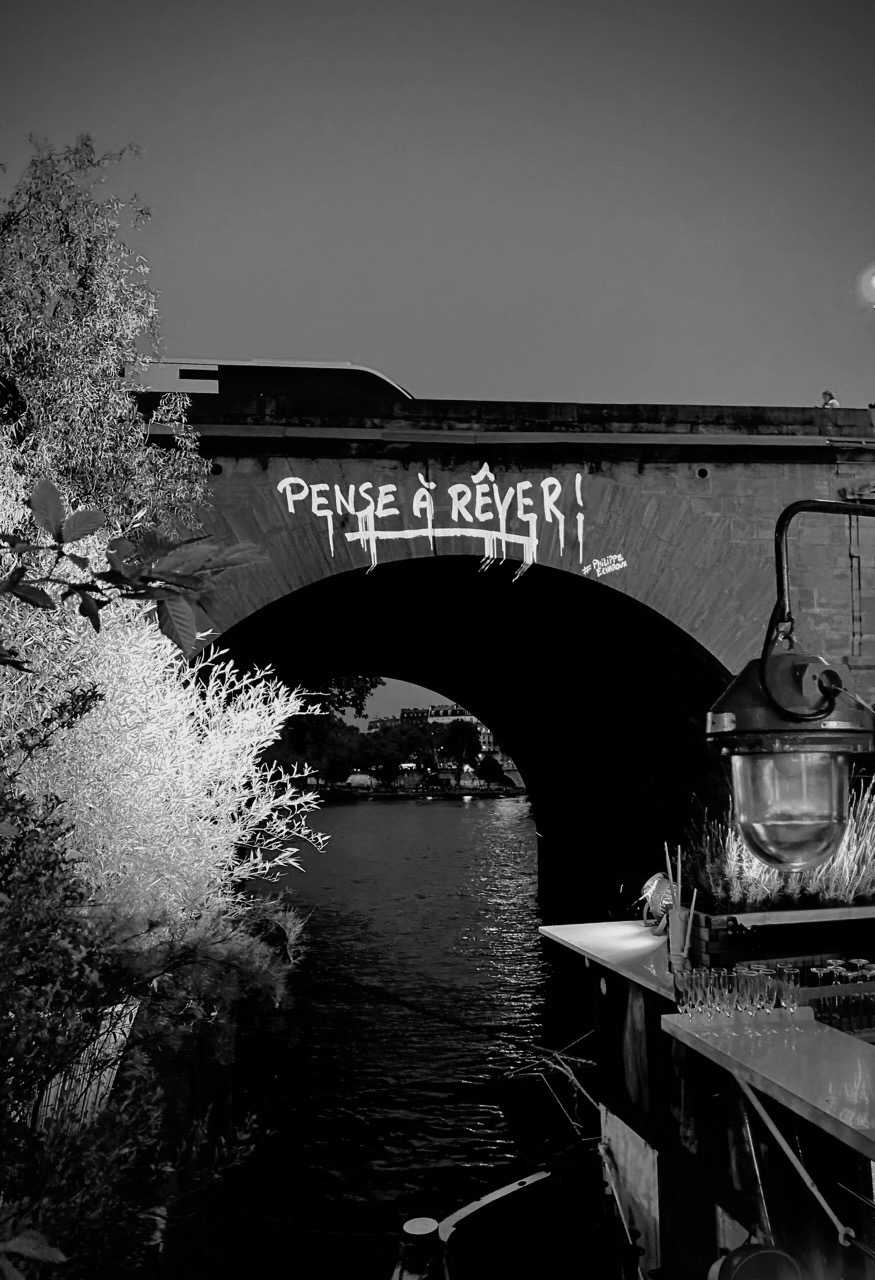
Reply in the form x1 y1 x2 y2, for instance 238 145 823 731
707 650 874 873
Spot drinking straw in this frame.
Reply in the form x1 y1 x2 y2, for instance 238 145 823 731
682 889 698 956
664 845 678 909
676 847 682 906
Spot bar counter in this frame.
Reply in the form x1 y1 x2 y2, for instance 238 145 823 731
540 919 875 1278
541 919 875 1159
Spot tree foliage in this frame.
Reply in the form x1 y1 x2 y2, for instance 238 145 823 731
268 713 364 784
358 721 413 787
0 132 323 1276
300 673 385 719
0 134 209 532
2 604 325 925
476 751 515 789
434 719 482 782
0 785 299 1278
0 477 263 667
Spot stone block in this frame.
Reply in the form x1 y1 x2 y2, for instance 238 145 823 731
730 518 762 543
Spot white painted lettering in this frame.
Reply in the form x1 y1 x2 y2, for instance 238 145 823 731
474 482 494 522
310 483 331 518
376 484 400 518
448 483 473 523
540 477 565 554
413 487 435 520
516 481 534 521
493 484 515 526
277 465 604 574
277 477 309 513
471 463 496 523
334 484 357 516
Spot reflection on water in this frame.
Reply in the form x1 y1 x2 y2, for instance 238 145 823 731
230 797 562 1273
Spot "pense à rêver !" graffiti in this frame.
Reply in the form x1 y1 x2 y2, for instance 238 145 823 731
276 463 626 577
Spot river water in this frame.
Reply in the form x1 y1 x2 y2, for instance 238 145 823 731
222 796 594 1278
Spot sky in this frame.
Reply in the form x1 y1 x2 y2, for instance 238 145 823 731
4 0 875 718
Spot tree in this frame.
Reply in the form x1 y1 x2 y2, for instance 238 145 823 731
435 719 482 784
297 674 385 719
404 722 439 776
5 604 324 924
0 136 232 659
476 751 515 789
265 711 365 785
360 720 437 787
0 135 209 533
0 137 321 1271
360 722 413 787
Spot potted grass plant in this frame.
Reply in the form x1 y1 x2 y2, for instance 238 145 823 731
680 784 875 968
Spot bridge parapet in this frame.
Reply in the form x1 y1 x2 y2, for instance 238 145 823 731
147 396 874 439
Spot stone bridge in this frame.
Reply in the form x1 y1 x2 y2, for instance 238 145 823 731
144 386 875 921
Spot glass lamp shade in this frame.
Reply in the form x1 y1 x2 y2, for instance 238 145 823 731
731 750 849 872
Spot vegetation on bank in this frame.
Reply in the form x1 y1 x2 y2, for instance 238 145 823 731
268 706 516 789
0 135 323 1275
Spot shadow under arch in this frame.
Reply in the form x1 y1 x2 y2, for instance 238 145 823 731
221 555 732 923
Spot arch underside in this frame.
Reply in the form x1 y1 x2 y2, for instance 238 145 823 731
222 555 731 922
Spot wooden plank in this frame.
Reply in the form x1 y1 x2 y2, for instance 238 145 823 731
693 905 875 928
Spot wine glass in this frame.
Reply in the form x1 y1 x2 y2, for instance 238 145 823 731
757 969 778 1029
783 967 800 1033
830 967 849 1031
674 970 692 1019
723 969 739 1028
810 967 831 1026
862 966 875 1033
710 968 728 1008
709 969 731 1029
691 967 709 1022
735 968 758 1033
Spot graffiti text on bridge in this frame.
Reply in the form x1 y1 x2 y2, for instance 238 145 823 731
276 464 589 570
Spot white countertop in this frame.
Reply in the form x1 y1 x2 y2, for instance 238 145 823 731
538 920 673 998
663 1009 875 1161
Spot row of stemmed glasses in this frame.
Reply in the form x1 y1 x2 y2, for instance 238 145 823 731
675 967 736 1030
737 967 777 1033
675 964 800 1034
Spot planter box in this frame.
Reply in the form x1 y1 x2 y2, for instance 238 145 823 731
686 904 875 971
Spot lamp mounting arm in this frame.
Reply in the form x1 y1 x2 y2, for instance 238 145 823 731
762 499 875 722
774 499 875 631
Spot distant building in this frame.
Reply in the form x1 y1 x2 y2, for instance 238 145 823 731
367 715 400 733
399 707 429 724
400 703 512 768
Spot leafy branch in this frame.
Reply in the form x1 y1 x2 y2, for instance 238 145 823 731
0 479 263 665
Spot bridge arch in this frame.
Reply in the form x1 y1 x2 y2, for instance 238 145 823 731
221 553 731 921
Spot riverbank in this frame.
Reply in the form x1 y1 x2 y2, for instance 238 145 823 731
320 786 527 803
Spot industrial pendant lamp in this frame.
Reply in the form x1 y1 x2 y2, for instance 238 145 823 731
707 501 875 873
